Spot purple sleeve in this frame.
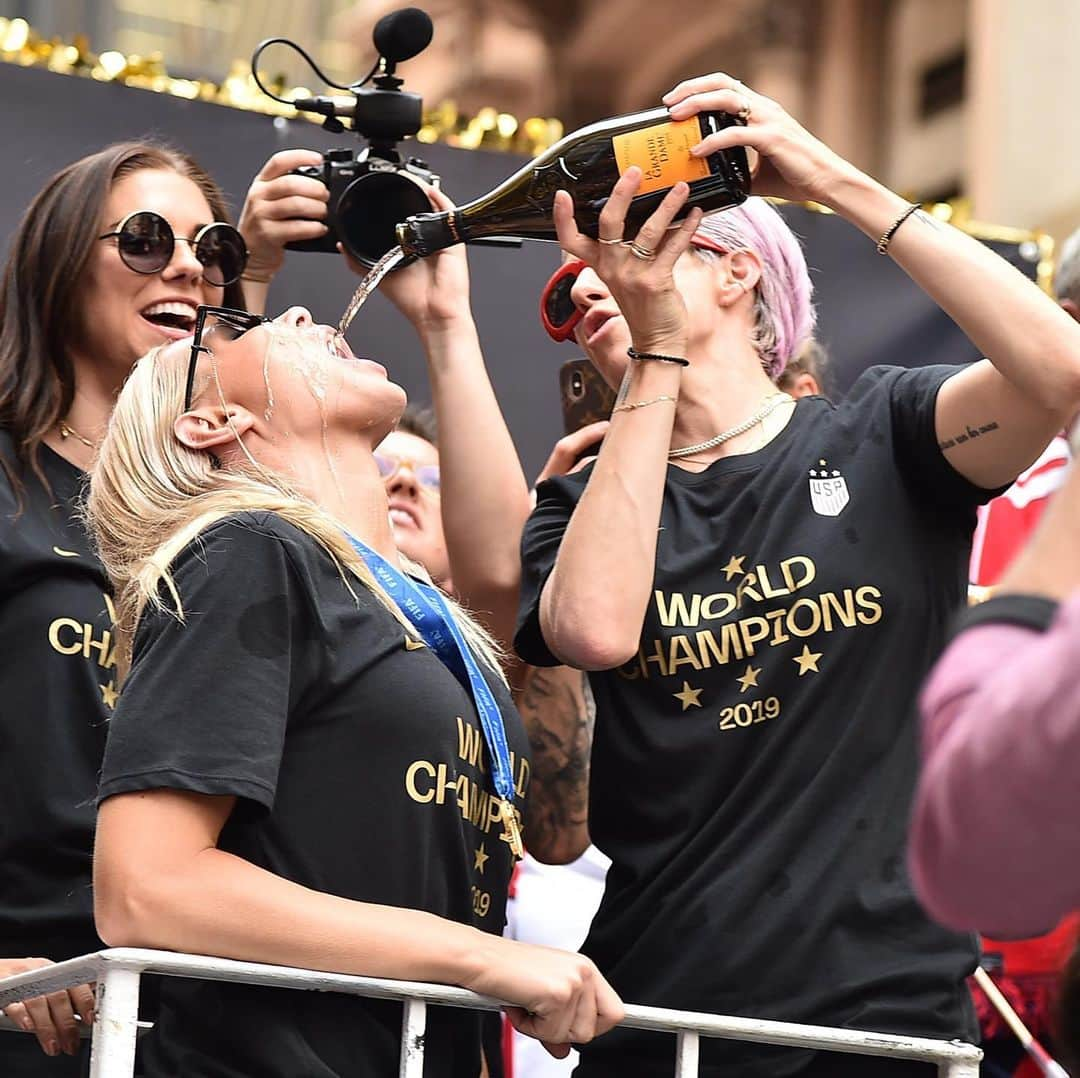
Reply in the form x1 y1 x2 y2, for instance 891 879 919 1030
909 595 1080 936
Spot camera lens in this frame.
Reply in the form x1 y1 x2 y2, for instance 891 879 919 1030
570 370 585 400
338 171 433 267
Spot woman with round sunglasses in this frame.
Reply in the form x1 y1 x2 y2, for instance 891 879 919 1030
0 141 290 1074
514 73 1080 1078
82 304 622 1077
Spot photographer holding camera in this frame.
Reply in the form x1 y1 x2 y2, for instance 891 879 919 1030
240 13 535 653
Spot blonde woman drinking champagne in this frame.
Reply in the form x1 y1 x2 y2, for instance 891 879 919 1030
86 306 622 1077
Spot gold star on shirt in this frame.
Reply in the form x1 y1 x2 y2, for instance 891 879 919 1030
99 680 119 709
736 664 761 693
793 645 822 676
722 554 746 581
672 681 703 711
404 637 426 651
474 843 490 874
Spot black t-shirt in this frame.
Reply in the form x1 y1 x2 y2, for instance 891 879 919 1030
0 432 111 964
99 512 530 1078
516 366 987 1077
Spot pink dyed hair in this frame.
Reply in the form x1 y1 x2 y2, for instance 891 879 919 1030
693 197 815 379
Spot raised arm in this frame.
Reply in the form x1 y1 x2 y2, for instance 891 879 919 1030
665 74 1080 489
536 178 701 670
95 788 622 1056
377 188 531 647
236 149 331 315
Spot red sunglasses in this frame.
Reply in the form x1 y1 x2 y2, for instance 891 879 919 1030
538 234 731 343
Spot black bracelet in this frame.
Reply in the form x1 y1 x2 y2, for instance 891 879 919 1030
875 203 921 255
627 347 690 367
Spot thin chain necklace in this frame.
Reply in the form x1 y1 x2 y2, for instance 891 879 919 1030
57 420 98 450
668 392 794 459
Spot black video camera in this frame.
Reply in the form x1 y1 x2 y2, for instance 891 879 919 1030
252 8 439 268
287 147 437 267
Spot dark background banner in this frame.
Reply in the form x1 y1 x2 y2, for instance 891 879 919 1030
0 63 1041 477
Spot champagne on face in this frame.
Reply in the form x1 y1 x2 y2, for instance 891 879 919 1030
396 107 751 258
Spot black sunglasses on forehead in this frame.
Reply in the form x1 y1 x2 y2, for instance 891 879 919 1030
184 305 272 411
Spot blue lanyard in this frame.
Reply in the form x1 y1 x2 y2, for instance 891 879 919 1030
345 534 523 856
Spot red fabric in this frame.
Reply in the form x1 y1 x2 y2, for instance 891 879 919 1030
973 915 1080 1041
969 436 1069 586
502 1013 514 1078
1014 1060 1043 1078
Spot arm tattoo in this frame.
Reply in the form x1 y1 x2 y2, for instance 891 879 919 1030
913 208 946 232
939 419 1000 452
515 664 594 862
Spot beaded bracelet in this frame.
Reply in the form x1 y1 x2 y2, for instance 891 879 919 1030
612 395 678 414
627 346 690 367
876 203 921 255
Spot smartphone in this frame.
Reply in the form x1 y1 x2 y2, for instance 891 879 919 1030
559 358 617 436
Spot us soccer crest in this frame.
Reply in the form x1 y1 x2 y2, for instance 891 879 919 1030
808 459 849 516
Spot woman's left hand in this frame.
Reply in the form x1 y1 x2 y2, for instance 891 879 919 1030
662 73 853 207
345 186 473 334
553 168 701 357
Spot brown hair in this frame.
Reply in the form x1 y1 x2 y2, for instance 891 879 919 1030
396 403 438 446
0 141 244 491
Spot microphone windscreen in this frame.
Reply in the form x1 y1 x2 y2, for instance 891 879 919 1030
372 7 434 64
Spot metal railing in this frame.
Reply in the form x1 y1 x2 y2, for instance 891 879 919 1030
0 948 983 1077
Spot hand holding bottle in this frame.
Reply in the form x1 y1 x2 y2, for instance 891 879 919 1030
553 167 702 357
663 73 855 207
370 186 475 336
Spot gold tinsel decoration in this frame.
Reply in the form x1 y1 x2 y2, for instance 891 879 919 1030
0 19 564 156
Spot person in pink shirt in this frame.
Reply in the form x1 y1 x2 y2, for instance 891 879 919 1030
911 441 1080 939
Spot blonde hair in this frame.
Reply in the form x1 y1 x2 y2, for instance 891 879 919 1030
86 342 505 681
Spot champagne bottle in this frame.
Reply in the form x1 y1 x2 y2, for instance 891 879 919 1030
396 107 751 258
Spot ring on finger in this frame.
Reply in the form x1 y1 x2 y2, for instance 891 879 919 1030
598 235 624 246
625 240 657 261
737 97 752 124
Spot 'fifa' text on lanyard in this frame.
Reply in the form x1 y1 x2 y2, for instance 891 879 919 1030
346 534 523 858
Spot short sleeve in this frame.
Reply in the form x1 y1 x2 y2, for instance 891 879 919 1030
513 471 586 667
849 364 1005 512
98 515 322 811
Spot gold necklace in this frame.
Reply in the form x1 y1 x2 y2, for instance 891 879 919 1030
668 393 794 459
58 420 98 450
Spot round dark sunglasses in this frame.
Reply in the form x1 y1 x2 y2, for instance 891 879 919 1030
99 210 248 287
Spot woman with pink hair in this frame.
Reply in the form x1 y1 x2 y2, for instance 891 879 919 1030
515 72 1080 1077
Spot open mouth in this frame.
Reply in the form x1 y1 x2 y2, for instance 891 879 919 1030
388 501 420 530
331 334 355 360
140 301 197 338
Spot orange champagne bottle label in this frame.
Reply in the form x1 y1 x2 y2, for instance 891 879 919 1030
612 118 711 194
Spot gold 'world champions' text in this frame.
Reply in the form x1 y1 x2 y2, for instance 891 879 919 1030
619 555 884 680
404 716 530 835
